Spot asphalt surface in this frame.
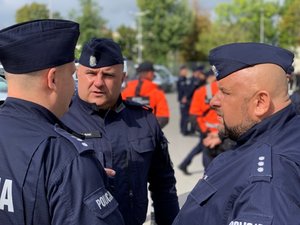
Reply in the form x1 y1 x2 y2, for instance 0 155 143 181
144 92 204 224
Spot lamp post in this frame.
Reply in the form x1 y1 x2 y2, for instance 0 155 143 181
48 0 53 19
131 10 150 64
259 0 279 43
260 7 264 43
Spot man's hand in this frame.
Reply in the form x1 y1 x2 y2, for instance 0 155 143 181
181 96 187 104
104 168 116 177
203 132 221 149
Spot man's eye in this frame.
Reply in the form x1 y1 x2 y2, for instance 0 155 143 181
220 89 230 95
103 73 114 77
86 71 97 75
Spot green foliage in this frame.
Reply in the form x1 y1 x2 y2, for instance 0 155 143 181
16 3 50 23
52 12 63 19
15 2 62 23
72 0 111 49
196 22 252 57
180 4 211 62
136 0 192 65
214 0 280 44
116 25 137 61
278 0 300 49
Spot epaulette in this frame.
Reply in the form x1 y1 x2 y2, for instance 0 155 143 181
123 100 153 112
249 143 272 183
54 124 94 155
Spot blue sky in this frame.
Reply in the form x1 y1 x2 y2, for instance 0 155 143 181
0 0 230 30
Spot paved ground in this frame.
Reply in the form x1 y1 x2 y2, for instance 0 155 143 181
144 92 204 224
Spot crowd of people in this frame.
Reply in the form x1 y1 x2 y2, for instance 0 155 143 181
1 19 300 225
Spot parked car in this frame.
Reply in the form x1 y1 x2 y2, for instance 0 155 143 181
125 61 177 93
0 75 7 105
153 65 177 93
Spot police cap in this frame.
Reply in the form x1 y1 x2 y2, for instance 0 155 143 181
79 38 124 68
192 65 205 72
0 19 79 74
209 42 294 80
136 61 155 73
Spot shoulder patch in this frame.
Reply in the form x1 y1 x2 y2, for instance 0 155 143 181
123 100 153 112
84 187 119 219
54 124 95 155
249 143 272 183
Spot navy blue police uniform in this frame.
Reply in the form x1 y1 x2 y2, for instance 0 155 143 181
173 43 299 225
185 66 206 134
177 66 191 135
62 38 179 225
63 96 179 225
0 20 124 225
177 75 188 104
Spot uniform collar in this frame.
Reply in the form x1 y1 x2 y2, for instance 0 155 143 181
2 97 60 122
2 97 85 139
236 104 296 146
73 93 125 117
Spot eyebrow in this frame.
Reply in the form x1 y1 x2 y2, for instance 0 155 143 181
85 69 98 73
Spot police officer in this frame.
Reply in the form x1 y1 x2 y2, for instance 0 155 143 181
122 61 170 129
62 38 179 225
189 65 206 92
0 20 124 225
186 65 207 134
178 76 220 174
176 65 191 135
173 43 299 225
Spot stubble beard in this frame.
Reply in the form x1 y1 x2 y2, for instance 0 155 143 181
220 117 257 141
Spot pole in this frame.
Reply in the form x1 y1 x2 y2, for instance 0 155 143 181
137 15 143 64
260 7 264 43
48 0 53 19
130 10 149 64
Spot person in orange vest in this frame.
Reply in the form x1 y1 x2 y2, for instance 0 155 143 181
178 72 234 174
122 61 170 128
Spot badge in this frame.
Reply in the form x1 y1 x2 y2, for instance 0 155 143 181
211 65 219 77
89 55 97 67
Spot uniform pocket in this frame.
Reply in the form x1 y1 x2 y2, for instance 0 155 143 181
84 187 119 219
190 179 217 205
130 136 155 153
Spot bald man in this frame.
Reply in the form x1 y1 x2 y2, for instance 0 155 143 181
214 63 291 141
172 43 300 225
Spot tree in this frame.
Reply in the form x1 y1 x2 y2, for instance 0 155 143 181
16 3 49 23
136 0 192 65
180 0 211 63
115 25 137 61
71 0 111 48
278 0 300 49
51 12 63 19
15 3 62 23
212 0 280 44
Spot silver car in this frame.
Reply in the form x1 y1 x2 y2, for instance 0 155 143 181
125 61 177 93
153 65 177 93
0 76 7 104
0 65 7 104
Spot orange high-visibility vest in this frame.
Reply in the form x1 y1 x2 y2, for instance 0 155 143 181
189 81 219 133
122 79 170 118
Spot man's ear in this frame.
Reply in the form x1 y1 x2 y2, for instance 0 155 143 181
253 91 272 117
46 68 57 90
